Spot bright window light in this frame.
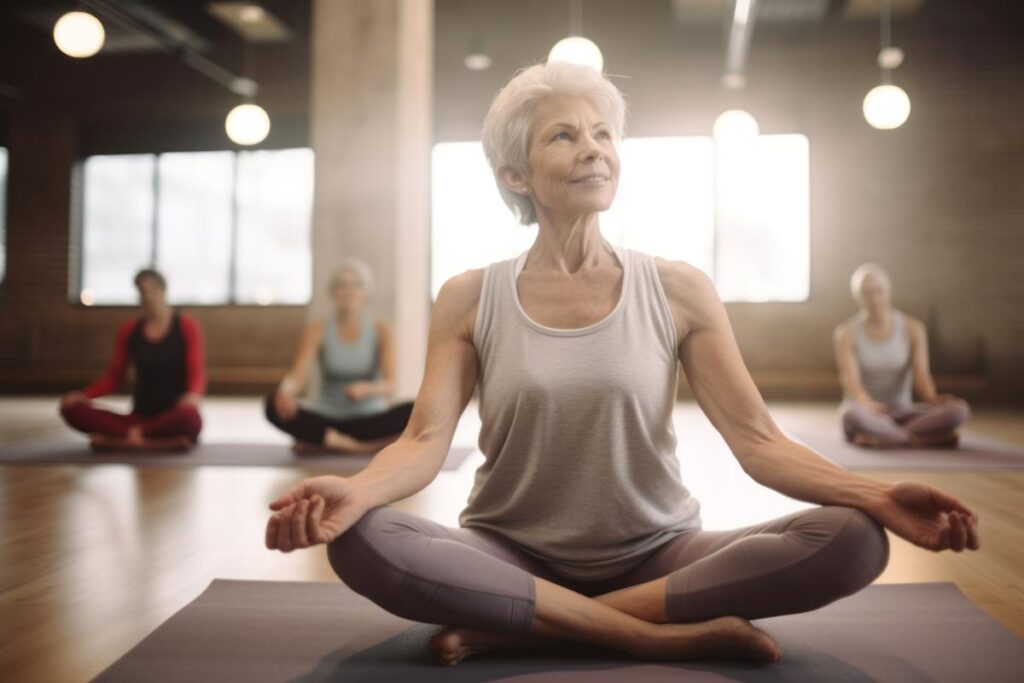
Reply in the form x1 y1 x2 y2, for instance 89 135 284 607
235 148 313 305
80 148 314 305
714 134 810 302
431 135 810 303
82 154 156 304
157 151 235 304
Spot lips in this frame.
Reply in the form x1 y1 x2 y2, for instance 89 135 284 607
570 174 610 184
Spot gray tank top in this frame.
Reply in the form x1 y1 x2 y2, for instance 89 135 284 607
460 246 703 582
851 310 913 407
316 311 389 418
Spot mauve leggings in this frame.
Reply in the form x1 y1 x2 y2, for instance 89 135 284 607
841 399 971 446
60 401 202 441
327 504 889 634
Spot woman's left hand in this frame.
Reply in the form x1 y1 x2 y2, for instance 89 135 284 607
869 481 980 552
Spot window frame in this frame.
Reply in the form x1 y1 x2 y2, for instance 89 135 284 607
73 147 313 309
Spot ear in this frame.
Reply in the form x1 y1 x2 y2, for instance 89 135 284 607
497 166 531 196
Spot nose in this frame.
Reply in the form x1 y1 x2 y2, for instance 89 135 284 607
578 131 604 163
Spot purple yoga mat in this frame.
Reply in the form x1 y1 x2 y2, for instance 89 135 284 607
93 579 1024 682
781 421 1024 470
0 441 477 472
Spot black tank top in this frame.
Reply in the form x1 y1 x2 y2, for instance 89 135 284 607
129 313 187 416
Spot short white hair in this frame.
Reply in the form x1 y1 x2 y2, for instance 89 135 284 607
330 258 375 298
850 262 891 300
481 61 627 225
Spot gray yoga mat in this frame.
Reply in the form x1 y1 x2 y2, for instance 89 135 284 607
0 441 476 472
782 422 1024 470
94 579 1024 682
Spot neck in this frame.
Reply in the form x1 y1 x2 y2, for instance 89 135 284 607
527 210 613 274
144 305 171 324
336 307 361 324
863 307 891 326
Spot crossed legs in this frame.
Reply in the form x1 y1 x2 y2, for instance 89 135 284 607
327 505 889 665
60 401 202 450
842 399 971 448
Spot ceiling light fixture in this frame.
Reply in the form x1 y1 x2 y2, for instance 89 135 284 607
548 0 603 71
53 11 105 58
863 0 910 130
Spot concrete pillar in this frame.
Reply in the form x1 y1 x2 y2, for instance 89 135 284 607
310 0 432 399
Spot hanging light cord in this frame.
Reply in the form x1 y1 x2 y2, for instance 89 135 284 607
570 0 583 36
880 0 892 84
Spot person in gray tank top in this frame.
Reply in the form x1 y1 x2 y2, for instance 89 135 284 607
264 259 414 453
264 63 979 667
834 263 971 448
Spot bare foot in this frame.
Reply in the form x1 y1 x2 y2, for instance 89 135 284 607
631 616 781 664
323 428 377 454
89 433 193 452
429 626 553 666
851 432 907 449
427 616 781 667
909 431 960 449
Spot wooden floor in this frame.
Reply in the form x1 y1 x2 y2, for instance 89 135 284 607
1 397 1022 682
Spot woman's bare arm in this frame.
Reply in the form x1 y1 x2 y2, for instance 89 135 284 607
369 319 397 398
833 322 884 409
656 259 889 512
907 317 939 401
280 320 324 395
347 270 483 507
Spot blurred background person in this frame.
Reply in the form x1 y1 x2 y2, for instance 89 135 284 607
265 259 413 453
834 263 970 448
59 268 205 450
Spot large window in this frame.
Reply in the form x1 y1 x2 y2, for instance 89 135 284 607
431 135 809 302
79 148 313 306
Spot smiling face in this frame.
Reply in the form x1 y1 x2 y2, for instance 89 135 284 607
856 273 891 315
503 95 620 221
330 269 368 315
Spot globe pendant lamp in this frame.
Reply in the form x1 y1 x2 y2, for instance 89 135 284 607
53 11 105 58
863 0 910 130
548 0 603 71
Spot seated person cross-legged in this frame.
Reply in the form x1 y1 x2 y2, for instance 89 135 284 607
59 268 205 451
264 64 979 668
264 259 414 454
833 262 971 449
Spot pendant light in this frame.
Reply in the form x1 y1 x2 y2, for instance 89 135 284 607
548 0 603 71
863 0 910 130
53 10 105 58
225 42 270 145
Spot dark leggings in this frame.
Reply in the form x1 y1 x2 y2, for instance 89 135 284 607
60 401 203 441
327 504 890 634
263 396 414 445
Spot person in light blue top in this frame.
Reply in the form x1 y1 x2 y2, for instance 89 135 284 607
265 259 414 452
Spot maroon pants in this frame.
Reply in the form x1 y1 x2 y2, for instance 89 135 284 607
60 402 203 442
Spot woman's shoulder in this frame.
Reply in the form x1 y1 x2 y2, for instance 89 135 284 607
437 268 485 310
652 257 716 303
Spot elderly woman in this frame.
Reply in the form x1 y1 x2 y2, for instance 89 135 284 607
265 63 979 666
834 263 972 448
265 259 414 453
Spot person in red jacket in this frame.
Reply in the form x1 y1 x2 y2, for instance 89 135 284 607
59 268 206 451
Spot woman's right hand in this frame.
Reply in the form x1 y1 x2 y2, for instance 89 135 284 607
265 476 372 552
274 388 299 421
